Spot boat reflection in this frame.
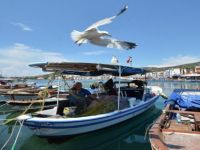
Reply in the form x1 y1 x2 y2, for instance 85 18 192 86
20 106 161 150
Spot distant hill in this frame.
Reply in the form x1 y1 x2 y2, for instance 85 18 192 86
142 61 200 72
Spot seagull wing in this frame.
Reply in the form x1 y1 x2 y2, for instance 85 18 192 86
89 37 137 50
85 5 128 31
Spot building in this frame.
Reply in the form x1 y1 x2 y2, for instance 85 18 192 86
195 66 200 74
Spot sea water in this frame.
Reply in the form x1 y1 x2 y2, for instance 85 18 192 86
0 80 199 150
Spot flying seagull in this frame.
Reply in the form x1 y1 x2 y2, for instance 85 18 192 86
71 5 137 50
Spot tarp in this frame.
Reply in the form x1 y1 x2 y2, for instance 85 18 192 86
29 62 146 76
165 89 200 109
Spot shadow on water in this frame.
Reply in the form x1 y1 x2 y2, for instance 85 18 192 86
20 106 161 150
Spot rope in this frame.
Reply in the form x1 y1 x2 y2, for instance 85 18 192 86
1 101 35 125
38 89 50 111
40 72 59 111
160 92 168 99
61 74 71 89
11 120 24 150
40 97 45 111
0 121 17 150
0 118 17 121
0 103 7 108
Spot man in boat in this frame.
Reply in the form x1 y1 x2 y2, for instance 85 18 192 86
57 82 92 115
103 79 117 95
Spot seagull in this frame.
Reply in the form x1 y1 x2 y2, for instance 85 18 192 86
71 5 137 50
111 56 119 64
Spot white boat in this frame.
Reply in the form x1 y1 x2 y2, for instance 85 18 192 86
17 62 161 137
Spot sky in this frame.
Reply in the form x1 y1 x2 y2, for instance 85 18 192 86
0 0 200 76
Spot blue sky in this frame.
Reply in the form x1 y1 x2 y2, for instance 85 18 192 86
0 0 200 76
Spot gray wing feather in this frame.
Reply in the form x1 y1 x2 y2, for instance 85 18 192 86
89 38 137 50
85 5 128 31
86 16 116 31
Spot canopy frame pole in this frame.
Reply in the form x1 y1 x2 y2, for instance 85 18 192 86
56 75 60 107
117 66 122 110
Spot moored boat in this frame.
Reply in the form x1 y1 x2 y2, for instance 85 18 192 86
6 96 68 106
149 89 200 150
17 62 161 137
0 78 37 94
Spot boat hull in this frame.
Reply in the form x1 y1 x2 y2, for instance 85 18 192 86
24 95 159 137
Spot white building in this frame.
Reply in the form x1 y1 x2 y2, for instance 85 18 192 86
164 68 181 78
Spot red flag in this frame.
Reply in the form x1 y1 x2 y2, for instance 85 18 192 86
126 56 133 64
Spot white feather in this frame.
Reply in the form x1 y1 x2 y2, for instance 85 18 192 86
71 30 87 45
71 30 82 42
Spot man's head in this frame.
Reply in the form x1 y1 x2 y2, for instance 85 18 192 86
73 82 82 91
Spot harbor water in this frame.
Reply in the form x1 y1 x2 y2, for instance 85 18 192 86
0 80 199 150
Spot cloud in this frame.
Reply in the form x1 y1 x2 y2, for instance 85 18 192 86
0 43 68 76
82 50 108 56
12 22 33 31
148 55 200 67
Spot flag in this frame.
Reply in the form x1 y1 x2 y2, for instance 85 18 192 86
126 56 133 64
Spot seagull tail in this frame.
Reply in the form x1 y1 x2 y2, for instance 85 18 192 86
71 30 85 45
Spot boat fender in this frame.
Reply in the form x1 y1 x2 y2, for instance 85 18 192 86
17 114 31 121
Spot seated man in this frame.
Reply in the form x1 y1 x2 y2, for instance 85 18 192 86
57 82 92 115
103 79 117 95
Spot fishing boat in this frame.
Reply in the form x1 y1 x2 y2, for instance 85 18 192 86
0 83 64 104
17 62 160 137
149 89 200 150
0 78 36 94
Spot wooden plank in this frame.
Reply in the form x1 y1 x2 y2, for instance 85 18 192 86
167 110 200 115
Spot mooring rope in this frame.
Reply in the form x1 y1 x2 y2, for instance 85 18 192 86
0 121 17 150
11 120 24 150
0 101 35 125
0 103 7 108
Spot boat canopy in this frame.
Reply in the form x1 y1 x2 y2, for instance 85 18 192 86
29 62 146 76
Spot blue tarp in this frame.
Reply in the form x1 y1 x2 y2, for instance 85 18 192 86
165 89 200 109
